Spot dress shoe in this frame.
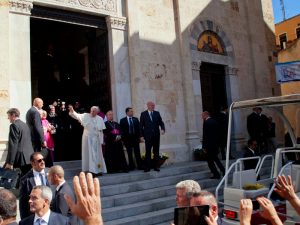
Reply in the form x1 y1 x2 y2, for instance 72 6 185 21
154 167 160 172
210 175 221 179
144 168 150 172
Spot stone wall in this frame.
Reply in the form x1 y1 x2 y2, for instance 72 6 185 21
126 0 189 162
0 0 276 164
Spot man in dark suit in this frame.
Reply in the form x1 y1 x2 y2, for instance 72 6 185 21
48 165 75 220
19 152 50 219
0 189 18 225
202 111 225 179
19 185 68 225
215 106 234 160
140 101 165 172
243 139 259 170
120 107 143 170
4 108 34 175
247 107 268 154
26 97 46 152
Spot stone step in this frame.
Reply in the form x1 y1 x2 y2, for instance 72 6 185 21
103 196 175 221
98 161 209 186
104 207 174 225
101 177 220 209
100 170 211 197
54 158 273 225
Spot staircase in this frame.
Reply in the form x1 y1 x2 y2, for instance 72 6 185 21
57 160 221 225
56 158 273 225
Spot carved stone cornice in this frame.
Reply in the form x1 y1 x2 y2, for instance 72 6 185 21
32 0 117 15
69 0 116 12
191 61 201 71
226 66 238 76
9 0 33 15
106 16 127 31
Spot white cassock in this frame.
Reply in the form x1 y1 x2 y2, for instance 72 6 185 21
69 111 107 174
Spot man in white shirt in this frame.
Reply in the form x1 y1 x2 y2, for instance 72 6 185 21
19 185 68 225
19 152 50 219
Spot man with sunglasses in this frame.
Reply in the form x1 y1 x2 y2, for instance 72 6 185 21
19 152 50 219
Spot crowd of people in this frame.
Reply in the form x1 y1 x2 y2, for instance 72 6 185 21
173 176 300 225
1 160 299 225
4 97 166 177
3 97 300 224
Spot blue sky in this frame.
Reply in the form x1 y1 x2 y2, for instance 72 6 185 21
272 0 300 24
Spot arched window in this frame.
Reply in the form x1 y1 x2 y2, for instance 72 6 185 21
197 31 226 55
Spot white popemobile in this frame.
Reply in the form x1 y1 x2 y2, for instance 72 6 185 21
215 94 300 225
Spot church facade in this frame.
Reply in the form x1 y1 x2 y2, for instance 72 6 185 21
0 0 278 163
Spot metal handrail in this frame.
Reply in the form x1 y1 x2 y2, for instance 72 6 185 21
215 156 261 203
273 148 300 177
267 161 293 199
256 154 274 179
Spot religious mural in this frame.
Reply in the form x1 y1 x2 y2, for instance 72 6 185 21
197 31 226 55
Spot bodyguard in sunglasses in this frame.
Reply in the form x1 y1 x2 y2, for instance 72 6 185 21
19 152 50 219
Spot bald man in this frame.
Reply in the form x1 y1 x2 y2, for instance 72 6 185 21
26 98 46 152
48 165 76 223
140 101 165 172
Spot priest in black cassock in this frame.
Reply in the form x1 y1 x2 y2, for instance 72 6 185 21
104 110 129 173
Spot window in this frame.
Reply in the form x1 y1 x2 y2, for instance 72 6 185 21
279 33 287 49
296 27 300 39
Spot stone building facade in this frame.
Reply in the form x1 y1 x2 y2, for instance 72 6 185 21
0 0 277 163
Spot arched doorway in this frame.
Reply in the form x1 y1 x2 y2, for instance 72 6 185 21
190 19 237 115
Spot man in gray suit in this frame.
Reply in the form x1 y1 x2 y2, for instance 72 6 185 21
5 108 34 175
0 189 18 225
19 185 68 225
26 98 46 152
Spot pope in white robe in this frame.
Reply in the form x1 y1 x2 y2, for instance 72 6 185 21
69 105 107 174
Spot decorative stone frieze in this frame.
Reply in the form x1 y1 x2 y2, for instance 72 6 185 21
9 0 33 15
32 0 117 15
226 66 239 76
106 16 127 30
191 61 201 71
0 90 9 99
71 0 116 11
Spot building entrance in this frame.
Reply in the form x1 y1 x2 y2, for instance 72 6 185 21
30 7 111 161
200 62 227 116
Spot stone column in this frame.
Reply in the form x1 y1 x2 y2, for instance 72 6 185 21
0 0 10 156
9 0 32 117
0 0 32 163
106 15 131 121
184 60 202 159
225 66 245 156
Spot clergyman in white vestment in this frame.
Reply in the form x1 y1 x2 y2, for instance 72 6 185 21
69 105 107 174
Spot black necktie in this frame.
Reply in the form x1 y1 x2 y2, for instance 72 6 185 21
129 118 134 134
